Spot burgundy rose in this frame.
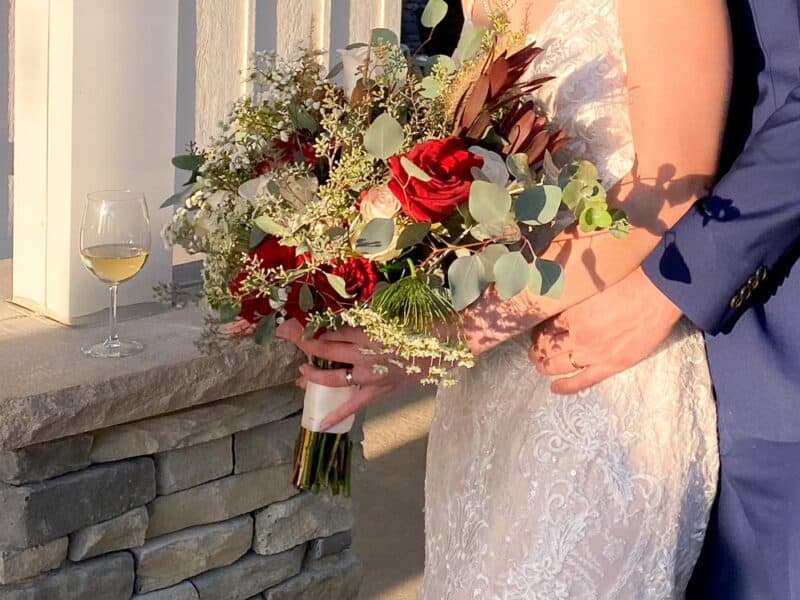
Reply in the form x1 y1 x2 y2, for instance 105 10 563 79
229 236 298 323
387 137 484 222
254 135 317 176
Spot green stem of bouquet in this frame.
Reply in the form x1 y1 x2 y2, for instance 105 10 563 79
291 356 353 496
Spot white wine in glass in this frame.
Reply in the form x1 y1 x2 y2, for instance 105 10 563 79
80 190 151 358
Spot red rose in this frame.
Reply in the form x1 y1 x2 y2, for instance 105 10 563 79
387 137 484 222
254 135 317 176
229 236 298 323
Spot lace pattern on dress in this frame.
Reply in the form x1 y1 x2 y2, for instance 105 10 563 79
421 2 718 599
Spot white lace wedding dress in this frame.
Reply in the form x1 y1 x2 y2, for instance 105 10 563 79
421 1 719 598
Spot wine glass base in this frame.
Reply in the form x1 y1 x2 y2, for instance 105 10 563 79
82 339 144 358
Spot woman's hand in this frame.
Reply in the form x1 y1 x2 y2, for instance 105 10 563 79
275 319 423 430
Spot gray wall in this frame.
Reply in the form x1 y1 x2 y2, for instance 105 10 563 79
1 0 11 259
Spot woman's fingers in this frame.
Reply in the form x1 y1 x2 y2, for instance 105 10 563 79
538 350 588 376
550 365 613 395
319 385 389 431
299 363 394 388
319 326 377 349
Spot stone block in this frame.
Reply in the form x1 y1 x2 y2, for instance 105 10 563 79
0 538 67 585
91 386 302 463
155 437 233 495
0 552 134 600
263 551 362 600
132 581 200 600
146 465 297 539
132 515 253 593
306 531 353 562
253 493 353 556
234 416 299 474
0 458 155 547
69 506 149 561
190 546 305 600
0 435 93 485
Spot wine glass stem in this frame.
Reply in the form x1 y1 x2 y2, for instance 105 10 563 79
107 284 120 348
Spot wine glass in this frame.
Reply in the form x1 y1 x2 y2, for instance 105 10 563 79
79 190 151 357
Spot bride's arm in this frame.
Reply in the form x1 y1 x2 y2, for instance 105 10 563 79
464 0 733 354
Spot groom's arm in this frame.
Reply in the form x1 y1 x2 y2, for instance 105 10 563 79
643 82 800 335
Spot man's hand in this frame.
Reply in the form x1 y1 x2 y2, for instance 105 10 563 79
529 267 684 394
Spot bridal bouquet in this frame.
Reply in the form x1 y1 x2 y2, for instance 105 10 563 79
162 1 628 495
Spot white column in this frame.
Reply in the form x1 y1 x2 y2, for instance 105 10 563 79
12 0 179 324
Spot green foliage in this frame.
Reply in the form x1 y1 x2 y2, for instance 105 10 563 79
218 303 241 324
448 255 488 311
494 251 530 299
529 259 564 298
477 244 509 282
456 26 488 62
515 185 562 225
397 222 431 249
371 28 398 47
371 275 456 332
421 0 449 28
364 113 405 160
469 181 512 224
356 218 395 254
254 313 277 345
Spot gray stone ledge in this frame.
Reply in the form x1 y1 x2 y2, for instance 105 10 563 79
155 437 234 496
190 546 305 600
91 387 300 464
146 464 298 539
0 552 135 600
132 581 200 600
69 506 149 562
263 550 362 600
0 435 93 485
132 515 253 594
234 416 300 474
0 538 68 585
0 458 155 548
0 306 303 450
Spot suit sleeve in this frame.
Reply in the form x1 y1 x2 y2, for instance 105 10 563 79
642 82 800 335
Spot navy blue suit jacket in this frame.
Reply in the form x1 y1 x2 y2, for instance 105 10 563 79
642 1 800 597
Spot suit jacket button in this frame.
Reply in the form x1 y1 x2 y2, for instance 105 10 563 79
730 294 743 309
748 275 759 290
741 286 752 301
756 266 768 281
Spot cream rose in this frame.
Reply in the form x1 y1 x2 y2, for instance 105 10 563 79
359 184 401 222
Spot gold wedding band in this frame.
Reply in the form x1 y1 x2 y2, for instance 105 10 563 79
344 368 355 386
568 352 584 370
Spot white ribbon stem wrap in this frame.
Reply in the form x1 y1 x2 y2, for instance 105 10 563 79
301 381 357 434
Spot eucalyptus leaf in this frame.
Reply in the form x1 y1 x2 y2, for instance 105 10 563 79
420 76 443 99
327 61 344 79
254 215 290 236
506 153 533 187
471 218 521 242
456 25 487 62
529 259 564 298
562 179 592 211
364 113 405 160
542 150 560 183
172 154 203 172
371 28 398 47
397 222 431 249
469 146 509 187
254 313 277 345
425 54 456 75
218 303 240 324
559 160 600 187
299 284 314 312
161 180 202 209
515 185 562 225
324 272 352 299
326 226 347 240
478 244 510 282
356 218 396 254
238 176 268 201
400 156 432 182
469 180 512 224
470 167 490 182
249 227 267 249
447 254 487 311
421 0 448 28
494 251 531 299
